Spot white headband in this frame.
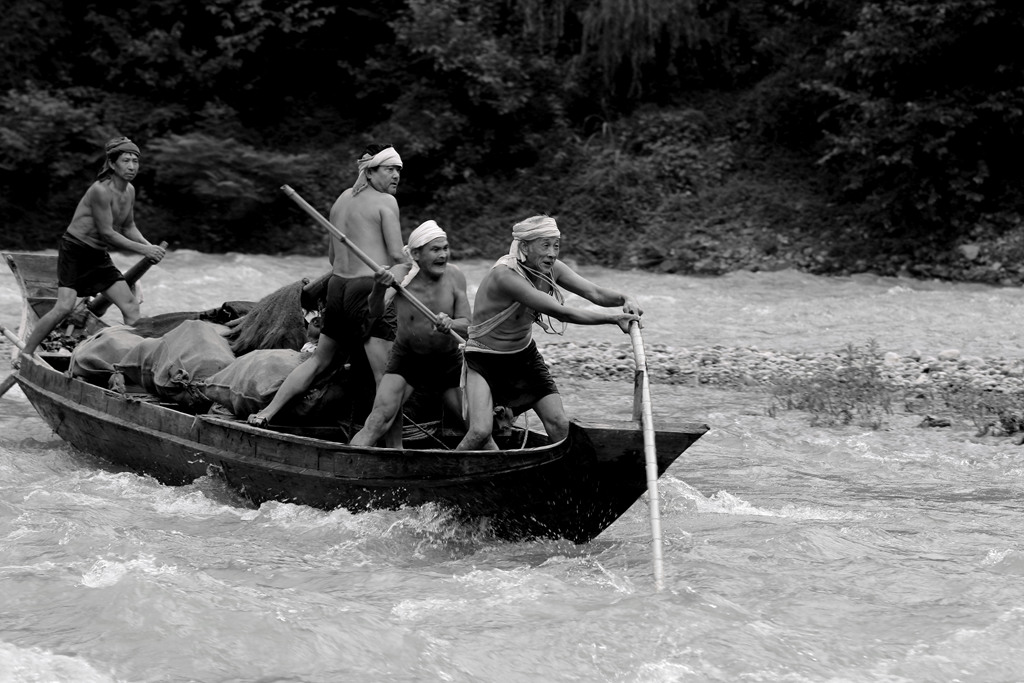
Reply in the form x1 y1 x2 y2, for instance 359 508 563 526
352 147 403 195
386 220 447 305
508 216 560 261
404 220 446 255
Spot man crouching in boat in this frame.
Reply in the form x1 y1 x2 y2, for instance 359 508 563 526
349 220 471 447
21 137 166 358
455 216 642 451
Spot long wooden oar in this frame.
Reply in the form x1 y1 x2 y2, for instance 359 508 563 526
0 322 27 399
87 240 170 317
280 185 463 344
629 321 665 592
64 241 170 335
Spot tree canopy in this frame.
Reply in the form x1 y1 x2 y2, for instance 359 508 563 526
1 0 1021 265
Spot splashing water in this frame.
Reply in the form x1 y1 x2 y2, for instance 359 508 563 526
2 250 1024 681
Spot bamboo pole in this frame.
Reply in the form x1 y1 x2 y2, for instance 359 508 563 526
629 321 665 592
280 185 463 344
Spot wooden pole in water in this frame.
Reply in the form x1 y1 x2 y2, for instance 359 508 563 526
280 185 463 345
0 322 27 399
629 321 665 592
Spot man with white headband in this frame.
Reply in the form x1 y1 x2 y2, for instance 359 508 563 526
22 136 166 358
455 215 642 451
349 220 471 447
247 144 405 428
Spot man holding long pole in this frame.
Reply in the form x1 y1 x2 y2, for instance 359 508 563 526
246 146 404 428
455 216 642 451
348 220 471 447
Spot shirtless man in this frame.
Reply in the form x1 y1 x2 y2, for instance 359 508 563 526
349 221 471 447
325 143 406 380
247 144 405 427
455 215 642 451
21 137 166 357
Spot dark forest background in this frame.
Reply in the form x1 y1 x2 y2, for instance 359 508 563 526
2 0 1023 282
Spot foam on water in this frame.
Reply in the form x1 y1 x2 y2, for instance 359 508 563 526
6 252 1024 680
0 642 119 683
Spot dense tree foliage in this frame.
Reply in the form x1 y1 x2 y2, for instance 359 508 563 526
815 0 1024 244
0 0 1020 270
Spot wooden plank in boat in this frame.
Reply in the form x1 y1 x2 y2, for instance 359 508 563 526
3 253 59 298
27 296 58 320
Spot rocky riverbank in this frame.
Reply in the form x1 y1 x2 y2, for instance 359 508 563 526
541 340 1024 435
542 340 1023 389
7 331 1023 435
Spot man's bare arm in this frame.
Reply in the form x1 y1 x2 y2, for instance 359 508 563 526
497 269 637 330
447 266 472 337
552 260 643 315
90 187 163 260
379 199 406 265
367 265 403 317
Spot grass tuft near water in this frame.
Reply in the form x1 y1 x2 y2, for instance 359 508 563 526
767 340 1024 437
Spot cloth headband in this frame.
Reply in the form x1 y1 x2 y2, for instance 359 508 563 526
386 220 448 304
105 137 141 158
405 220 446 254
97 137 141 180
508 216 560 261
352 147 403 195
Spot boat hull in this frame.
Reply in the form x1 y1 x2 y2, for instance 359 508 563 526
4 249 709 543
16 354 707 543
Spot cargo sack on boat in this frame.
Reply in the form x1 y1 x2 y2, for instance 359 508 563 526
68 325 146 386
129 302 255 338
152 320 236 408
226 279 308 356
115 320 235 407
202 349 308 416
129 311 200 338
111 336 163 393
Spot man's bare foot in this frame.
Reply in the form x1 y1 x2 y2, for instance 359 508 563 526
246 413 271 428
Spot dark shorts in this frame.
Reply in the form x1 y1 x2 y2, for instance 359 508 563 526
320 275 397 350
464 341 558 415
57 234 125 296
384 339 463 392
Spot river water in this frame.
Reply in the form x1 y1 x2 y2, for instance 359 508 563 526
2 250 1024 682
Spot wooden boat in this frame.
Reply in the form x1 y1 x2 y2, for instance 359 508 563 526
2 251 708 543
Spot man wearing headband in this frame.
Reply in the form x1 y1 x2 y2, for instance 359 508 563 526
22 136 166 358
349 220 471 447
327 143 404 370
456 215 642 451
247 144 405 427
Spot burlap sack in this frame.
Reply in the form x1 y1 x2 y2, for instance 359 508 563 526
115 320 235 408
202 349 306 417
68 326 146 386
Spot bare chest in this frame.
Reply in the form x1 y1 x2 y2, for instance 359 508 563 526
402 278 455 316
110 191 132 226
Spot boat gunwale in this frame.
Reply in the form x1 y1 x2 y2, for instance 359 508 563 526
15 353 585 479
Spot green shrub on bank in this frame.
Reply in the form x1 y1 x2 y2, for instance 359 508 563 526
767 340 1024 437
768 341 894 429
907 378 1024 438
